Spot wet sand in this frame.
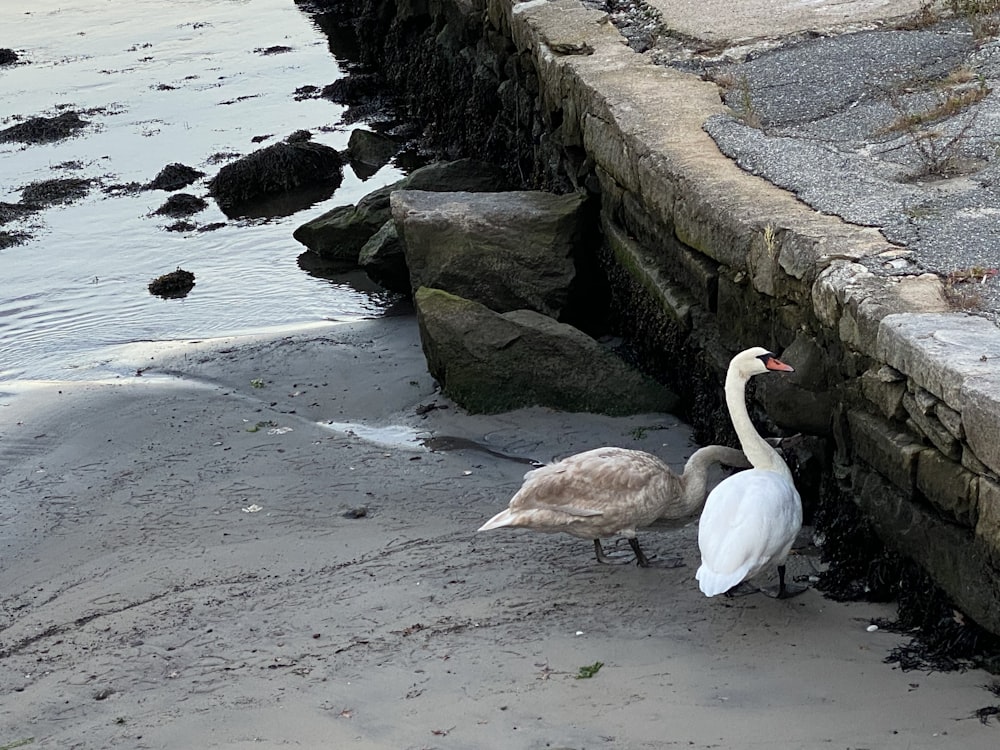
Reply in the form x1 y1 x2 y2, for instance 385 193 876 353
1 316 997 749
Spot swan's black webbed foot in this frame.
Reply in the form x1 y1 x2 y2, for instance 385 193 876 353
761 564 810 599
593 539 632 565
723 581 759 597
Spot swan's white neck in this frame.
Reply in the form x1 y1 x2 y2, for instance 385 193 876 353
725 366 792 479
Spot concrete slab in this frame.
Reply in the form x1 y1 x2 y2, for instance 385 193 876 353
643 0 926 45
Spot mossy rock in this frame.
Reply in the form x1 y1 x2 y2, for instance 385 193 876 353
414 287 677 415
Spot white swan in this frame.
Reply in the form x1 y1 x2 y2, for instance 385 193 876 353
696 347 804 598
478 444 750 567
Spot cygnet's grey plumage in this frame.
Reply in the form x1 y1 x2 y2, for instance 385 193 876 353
478 444 750 566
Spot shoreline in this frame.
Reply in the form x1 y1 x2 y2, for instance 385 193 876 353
2 315 998 748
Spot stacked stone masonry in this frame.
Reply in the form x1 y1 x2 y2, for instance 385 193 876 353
363 0 1000 636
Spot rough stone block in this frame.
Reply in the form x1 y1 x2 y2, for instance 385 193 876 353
916 449 979 527
876 312 1000 405
838 309 862 351
779 332 828 390
963 445 995 479
583 112 638 193
877 364 905 382
861 368 906 420
977 477 1000 563
902 391 961 460
811 261 871 329
894 273 950 313
603 220 694 325
912 385 938 415
510 0 625 61
616 190 719 309
846 409 921 495
748 225 782 298
782 225 885 283
713 274 795 352
672 190 754 271
758 377 833 435
960 375 1000 477
935 401 964 441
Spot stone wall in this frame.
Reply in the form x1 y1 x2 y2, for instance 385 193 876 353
333 0 1000 639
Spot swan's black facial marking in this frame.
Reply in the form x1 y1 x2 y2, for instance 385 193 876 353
758 352 795 373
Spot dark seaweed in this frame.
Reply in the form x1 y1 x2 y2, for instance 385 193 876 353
20 178 92 206
0 111 87 144
148 268 196 298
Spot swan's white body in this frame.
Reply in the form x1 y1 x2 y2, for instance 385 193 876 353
696 347 803 597
478 444 750 566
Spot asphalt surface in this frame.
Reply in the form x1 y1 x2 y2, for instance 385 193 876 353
594 2 1000 323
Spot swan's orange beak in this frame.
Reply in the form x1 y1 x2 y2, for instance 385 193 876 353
763 355 794 373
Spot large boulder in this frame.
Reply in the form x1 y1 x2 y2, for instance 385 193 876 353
358 221 410 294
393 189 586 319
208 131 343 216
292 158 511 262
414 286 677 416
345 128 399 179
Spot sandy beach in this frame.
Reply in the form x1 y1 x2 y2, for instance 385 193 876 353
1 315 998 749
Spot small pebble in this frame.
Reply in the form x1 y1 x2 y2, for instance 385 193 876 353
866 624 879 632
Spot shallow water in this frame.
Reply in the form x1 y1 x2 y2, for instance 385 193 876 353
0 0 405 384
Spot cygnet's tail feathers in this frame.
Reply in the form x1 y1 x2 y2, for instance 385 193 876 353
478 508 516 532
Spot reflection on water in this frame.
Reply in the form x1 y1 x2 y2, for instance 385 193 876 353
0 0 406 383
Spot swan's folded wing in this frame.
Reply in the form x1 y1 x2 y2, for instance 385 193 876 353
697 470 799 575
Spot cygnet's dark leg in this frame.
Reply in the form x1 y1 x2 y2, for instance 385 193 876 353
593 539 631 565
628 538 652 568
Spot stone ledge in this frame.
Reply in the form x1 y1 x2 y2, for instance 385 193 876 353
876 313 1000 406
962 375 1000 479
847 409 921 496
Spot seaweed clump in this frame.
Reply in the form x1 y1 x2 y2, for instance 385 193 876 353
0 201 38 225
972 681 1000 725
148 268 195 299
814 474 1000 674
207 130 343 215
812 476 900 603
144 163 205 192
153 193 208 218
20 178 92 207
0 111 87 144
876 560 1000 674
0 231 29 250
